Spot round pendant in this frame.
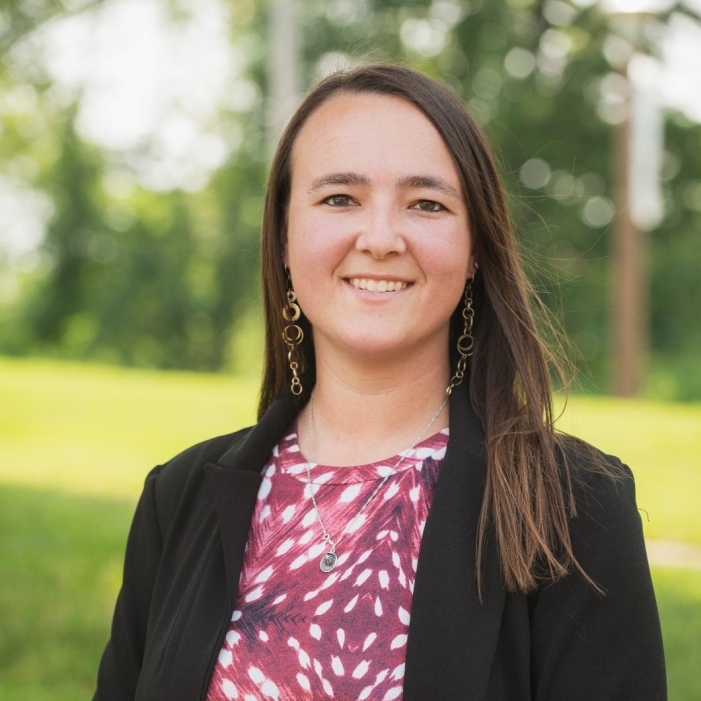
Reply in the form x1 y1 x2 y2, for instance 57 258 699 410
320 551 337 573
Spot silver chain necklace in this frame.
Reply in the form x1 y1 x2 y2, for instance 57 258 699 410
304 392 449 573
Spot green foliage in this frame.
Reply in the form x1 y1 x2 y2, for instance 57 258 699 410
650 121 701 362
0 0 700 397
13 120 267 370
26 112 106 346
1 1 268 372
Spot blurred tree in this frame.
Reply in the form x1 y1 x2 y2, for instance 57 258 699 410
1 0 269 371
26 108 105 348
297 0 701 396
0 0 699 397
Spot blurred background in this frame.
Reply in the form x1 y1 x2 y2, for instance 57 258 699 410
0 0 700 698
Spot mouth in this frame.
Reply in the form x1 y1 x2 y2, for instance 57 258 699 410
347 278 412 293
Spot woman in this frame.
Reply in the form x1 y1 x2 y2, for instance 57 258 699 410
94 64 666 700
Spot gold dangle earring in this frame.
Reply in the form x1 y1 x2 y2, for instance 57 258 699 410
282 268 304 396
446 278 475 397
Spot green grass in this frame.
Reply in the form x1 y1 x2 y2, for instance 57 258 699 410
1 484 699 700
0 486 132 700
1 357 700 699
653 567 701 699
2 356 699 543
0 356 260 499
555 396 701 544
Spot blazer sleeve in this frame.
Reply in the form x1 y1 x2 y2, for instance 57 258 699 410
93 465 164 701
529 459 667 700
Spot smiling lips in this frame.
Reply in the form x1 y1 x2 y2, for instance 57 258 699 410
349 278 410 293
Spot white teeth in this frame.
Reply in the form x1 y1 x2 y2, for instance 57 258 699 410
349 278 407 292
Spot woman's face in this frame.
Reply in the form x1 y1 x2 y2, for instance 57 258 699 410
284 92 475 365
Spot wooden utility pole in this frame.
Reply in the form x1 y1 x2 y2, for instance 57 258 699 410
611 96 647 397
604 3 664 398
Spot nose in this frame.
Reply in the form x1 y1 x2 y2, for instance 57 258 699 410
354 203 406 260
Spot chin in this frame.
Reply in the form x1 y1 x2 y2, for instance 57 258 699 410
343 336 405 356
343 332 445 361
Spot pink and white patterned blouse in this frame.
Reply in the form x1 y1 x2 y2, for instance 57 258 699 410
206 426 449 701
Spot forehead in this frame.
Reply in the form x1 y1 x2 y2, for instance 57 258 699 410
289 92 461 187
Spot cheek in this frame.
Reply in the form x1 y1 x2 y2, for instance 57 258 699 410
285 221 348 313
287 213 350 271
414 223 471 276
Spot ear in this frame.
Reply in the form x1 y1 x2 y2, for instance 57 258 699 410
467 256 479 279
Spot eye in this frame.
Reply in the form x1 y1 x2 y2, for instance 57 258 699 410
412 199 445 213
322 194 354 207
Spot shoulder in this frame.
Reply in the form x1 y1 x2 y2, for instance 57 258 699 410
155 426 254 479
143 426 255 527
562 435 634 507
526 441 665 697
559 435 643 556
527 438 652 606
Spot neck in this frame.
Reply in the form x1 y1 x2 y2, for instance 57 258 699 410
298 343 452 467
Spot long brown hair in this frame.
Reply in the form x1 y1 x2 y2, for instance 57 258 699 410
258 63 609 595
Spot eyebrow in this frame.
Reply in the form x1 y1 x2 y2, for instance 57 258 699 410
396 174 462 199
308 172 370 193
307 171 462 199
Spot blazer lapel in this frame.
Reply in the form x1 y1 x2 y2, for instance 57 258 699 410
205 391 307 595
152 394 305 701
202 387 504 700
404 382 505 701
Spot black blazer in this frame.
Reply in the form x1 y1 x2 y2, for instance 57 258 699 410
94 383 666 700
